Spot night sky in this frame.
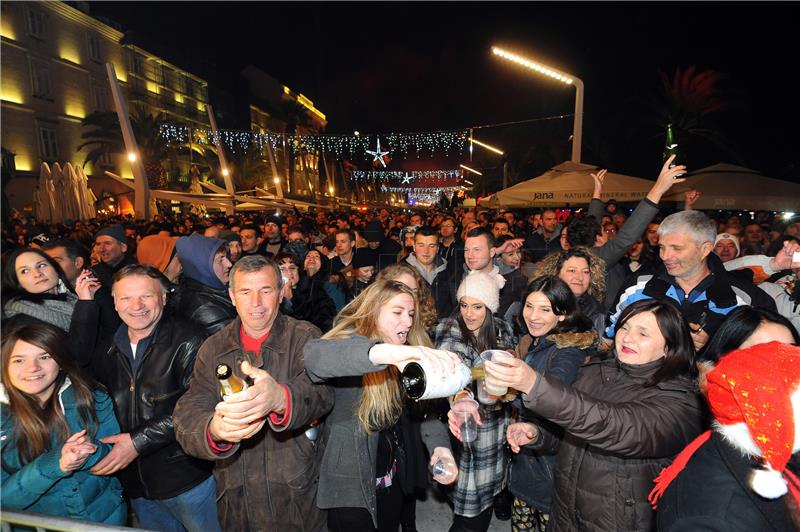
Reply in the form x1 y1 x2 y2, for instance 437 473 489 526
89 2 799 185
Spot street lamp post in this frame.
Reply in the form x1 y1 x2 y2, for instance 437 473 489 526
492 46 584 163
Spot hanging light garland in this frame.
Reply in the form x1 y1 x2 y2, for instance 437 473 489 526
159 124 469 159
352 170 464 183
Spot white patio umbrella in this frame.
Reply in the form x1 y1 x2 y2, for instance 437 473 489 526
75 165 96 218
50 162 65 223
35 162 54 222
62 163 82 221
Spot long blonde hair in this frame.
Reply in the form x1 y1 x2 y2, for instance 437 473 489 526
375 263 438 331
323 280 432 433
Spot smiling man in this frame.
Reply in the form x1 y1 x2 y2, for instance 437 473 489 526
607 210 775 353
92 224 137 288
77 264 217 532
174 254 334 531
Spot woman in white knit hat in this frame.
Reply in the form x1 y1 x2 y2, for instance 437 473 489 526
433 270 517 531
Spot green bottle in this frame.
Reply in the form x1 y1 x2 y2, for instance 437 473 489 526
662 124 685 176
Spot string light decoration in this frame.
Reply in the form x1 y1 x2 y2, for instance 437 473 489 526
160 124 469 159
352 170 464 182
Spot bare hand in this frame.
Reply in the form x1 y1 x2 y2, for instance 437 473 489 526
648 155 687 203
769 240 800 271
368 344 460 373
689 323 710 352
684 189 702 210
494 238 524 255
215 361 285 426
209 412 267 444
430 447 458 485
90 433 138 475
507 422 538 453
484 357 538 396
59 430 97 473
74 269 101 300
591 169 607 197
447 401 482 442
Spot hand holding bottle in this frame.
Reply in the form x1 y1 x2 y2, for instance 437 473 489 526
429 447 458 485
368 343 460 373
648 154 687 204
507 422 538 454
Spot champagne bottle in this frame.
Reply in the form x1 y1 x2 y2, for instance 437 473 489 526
662 124 685 176
400 360 472 401
216 363 248 398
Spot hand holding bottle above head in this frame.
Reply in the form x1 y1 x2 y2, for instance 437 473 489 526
368 343 460 373
484 356 538 396
506 422 538 454
648 154 688 204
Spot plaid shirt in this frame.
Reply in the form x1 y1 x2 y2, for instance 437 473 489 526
434 316 517 517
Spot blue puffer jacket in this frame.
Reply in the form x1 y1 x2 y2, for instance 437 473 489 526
1 381 126 525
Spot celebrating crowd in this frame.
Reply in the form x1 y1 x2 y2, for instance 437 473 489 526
2 157 799 532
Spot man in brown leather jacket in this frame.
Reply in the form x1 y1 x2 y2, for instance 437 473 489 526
174 255 335 531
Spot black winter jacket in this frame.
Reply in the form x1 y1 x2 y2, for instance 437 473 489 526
79 317 212 500
176 276 237 336
657 432 797 532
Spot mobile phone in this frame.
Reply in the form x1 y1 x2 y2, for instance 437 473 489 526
792 251 800 264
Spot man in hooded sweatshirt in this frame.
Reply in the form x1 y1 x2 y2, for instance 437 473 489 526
175 233 236 335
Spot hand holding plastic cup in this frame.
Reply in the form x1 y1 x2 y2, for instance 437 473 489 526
430 457 455 481
480 350 514 395
451 398 479 443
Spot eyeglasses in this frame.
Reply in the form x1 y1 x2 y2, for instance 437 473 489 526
604 228 618 234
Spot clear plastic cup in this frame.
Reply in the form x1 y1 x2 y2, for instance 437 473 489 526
451 398 478 443
474 366 497 405
480 350 514 396
430 458 455 482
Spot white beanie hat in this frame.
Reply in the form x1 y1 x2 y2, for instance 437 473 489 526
714 232 740 258
456 270 506 313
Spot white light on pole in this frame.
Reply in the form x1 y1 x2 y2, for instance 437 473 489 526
460 164 483 176
471 138 504 155
492 46 584 163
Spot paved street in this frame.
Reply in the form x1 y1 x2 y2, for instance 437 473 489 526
415 486 509 532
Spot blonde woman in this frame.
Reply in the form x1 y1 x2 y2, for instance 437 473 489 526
304 280 459 532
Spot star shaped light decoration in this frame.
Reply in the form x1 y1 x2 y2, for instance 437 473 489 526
366 138 391 168
401 173 413 184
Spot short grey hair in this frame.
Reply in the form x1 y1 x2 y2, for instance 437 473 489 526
658 210 716 247
228 254 284 292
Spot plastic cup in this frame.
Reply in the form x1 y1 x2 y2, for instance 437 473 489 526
480 350 514 396
452 399 478 443
430 458 455 481
474 366 497 405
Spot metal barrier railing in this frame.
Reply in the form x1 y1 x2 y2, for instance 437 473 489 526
0 510 152 532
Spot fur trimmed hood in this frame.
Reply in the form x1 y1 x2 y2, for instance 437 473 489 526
547 330 598 350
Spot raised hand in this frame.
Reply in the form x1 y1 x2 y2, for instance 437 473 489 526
74 269 101 300
591 168 608 198
684 189 702 210
484 356 538 395
648 154 688 203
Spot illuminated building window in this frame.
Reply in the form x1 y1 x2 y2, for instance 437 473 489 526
38 126 59 160
30 59 53 100
26 7 46 40
91 83 109 111
87 33 101 62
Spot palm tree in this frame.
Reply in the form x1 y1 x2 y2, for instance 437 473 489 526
78 107 171 189
643 66 741 165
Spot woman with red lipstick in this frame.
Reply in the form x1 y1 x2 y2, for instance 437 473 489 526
505 277 596 532
489 299 705 531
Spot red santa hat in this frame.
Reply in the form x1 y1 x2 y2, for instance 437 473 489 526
706 341 800 499
649 341 800 508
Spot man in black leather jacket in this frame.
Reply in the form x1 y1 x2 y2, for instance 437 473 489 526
78 264 219 532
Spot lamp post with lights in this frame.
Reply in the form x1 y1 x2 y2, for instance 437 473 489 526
492 46 584 163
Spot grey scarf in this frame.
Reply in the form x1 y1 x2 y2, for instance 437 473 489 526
3 292 78 332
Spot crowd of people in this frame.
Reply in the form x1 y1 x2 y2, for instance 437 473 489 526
2 156 799 532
